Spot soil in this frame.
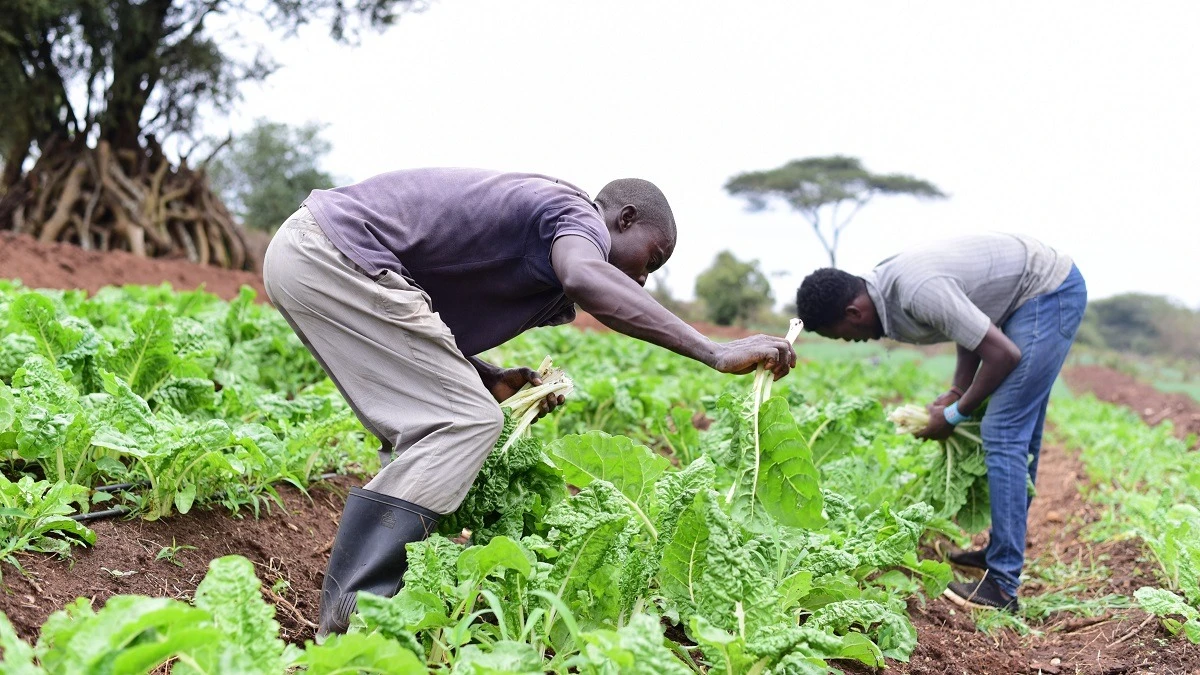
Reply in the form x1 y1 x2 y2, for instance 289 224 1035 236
1 231 267 301
3 235 1199 672
0 476 363 645
1064 365 1200 442
840 441 1200 675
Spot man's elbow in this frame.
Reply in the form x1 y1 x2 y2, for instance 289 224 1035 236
558 261 607 306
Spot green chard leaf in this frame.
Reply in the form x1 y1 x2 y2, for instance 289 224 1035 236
756 396 825 530
181 555 293 674
298 632 426 673
550 431 668 538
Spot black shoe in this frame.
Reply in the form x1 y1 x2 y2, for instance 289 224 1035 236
947 547 988 570
317 487 439 638
943 578 1020 611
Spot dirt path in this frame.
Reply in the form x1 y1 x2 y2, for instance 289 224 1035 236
872 440 1199 675
0 476 363 644
1064 365 1200 442
857 363 1200 674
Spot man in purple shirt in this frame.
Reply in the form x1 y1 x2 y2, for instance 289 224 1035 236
261 168 797 636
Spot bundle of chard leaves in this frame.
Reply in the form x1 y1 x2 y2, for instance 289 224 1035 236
888 402 990 533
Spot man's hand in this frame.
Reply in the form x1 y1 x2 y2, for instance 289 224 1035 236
915 403 956 441
711 335 798 380
483 367 564 421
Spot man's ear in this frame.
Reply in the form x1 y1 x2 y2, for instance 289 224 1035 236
618 204 638 232
845 304 863 322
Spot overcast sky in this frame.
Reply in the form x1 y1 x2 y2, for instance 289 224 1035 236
221 0 1200 309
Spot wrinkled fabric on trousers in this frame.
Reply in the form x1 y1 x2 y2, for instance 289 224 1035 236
262 206 504 514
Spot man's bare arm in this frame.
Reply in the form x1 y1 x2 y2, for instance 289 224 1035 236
952 344 982 395
957 325 1021 414
916 325 1020 440
551 236 795 379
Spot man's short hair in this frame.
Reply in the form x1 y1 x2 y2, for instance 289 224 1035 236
795 268 866 331
595 178 676 238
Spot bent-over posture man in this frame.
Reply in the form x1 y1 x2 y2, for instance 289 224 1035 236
262 168 797 636
794 233 1086 610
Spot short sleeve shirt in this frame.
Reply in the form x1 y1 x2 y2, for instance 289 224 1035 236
303 168 610 356
862 233 1073 350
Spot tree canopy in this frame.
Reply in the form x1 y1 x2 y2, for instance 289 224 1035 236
209 120 336 232
725 155 945 268
694 251 774 326
1 0 418 179
0 0 417 267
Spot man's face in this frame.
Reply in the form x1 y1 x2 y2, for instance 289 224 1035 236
610 223 675 287
812 300 883 342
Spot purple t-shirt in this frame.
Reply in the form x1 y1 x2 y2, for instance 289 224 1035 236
303 168 610 356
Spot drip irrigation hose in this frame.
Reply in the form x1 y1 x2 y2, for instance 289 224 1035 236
94 481 150 493
70 472 345 524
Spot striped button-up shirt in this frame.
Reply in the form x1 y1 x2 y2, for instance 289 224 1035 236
863 233 1073 349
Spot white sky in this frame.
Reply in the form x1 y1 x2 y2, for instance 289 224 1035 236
221 0 1200 309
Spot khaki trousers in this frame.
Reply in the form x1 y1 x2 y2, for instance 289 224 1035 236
262 206 504 514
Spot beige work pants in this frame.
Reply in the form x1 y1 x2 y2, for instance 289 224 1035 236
261 206 504 514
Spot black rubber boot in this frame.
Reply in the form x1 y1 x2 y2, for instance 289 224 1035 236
316 487 439 638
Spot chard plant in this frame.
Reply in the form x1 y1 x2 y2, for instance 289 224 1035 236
888 402 991 532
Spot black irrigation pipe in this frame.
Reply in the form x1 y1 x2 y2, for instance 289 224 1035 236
94 480 150 493
70 472 345 524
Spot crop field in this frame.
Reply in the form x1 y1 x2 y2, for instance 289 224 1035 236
0 281 1197 674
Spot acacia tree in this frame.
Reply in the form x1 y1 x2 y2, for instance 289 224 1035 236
0 0 417 268
694 251 773 326
725 156 946 268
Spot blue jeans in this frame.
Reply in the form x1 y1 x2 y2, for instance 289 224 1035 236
982 265 1087 596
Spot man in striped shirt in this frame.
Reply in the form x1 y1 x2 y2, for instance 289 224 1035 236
794 233 1087 611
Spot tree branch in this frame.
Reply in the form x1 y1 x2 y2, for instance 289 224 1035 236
834 196 873 234
197 134 234 171
802 209 836 267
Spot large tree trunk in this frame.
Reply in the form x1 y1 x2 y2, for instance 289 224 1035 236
0 140 250 270
100 0 173 150
2 139 31 190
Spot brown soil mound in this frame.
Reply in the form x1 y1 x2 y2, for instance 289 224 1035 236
1 232 266 301
0 476 363 644
1064 365 1200 442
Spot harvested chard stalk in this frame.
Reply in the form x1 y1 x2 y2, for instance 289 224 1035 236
888 402 987 528
750 317 804 407
441 356 575 544
497 356 575 454
887 404 982 444
727 318 804 505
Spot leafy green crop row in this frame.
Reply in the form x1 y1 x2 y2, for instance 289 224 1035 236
0 282 377 572
13 281 1193 672
0 281 996 672
1050 397 1200 643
